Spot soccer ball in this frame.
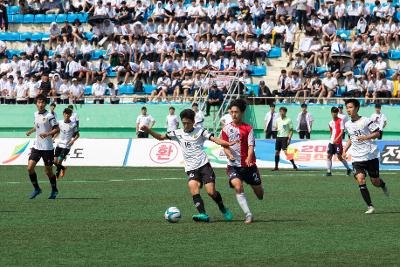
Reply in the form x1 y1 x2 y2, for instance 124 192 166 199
164 207 181 223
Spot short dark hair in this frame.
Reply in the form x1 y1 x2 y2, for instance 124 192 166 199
141 106 147 111
68 105 74 110
192 102 198 107
344 98 360 109
331 107 339 113
229 99 247 113
269 104 275 108
63 108 72 115
180 109 195 122
50 102 56 107
301 103 307 108
169 106 175 111
279 107 287 112
375 104 382 108
35 94 47 103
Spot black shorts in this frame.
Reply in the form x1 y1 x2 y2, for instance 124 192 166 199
137 132 149 138
54 147 70 160
186 163 216 187
352 158 380 178
29 148 54 166
227 165 262 188
275 137 289 151
285 42 294 53
299 131 310 140
327 143 343 155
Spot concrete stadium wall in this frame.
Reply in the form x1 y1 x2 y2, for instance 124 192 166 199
0 104 398 139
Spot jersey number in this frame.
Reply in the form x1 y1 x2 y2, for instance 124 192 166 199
353 130 362 137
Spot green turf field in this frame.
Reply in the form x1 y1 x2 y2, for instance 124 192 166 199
1 166 400 266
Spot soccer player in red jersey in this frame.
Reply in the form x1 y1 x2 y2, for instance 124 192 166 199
221 99 264 224
326 107 351 176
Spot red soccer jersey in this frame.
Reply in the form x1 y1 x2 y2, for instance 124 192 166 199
328 117 344 144
221 122 256 167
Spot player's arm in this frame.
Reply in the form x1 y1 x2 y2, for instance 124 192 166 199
209 135 236 147
25 127 36 136
40 125 60 139
223 147 236 161
141 125 168 140
357 131 380 141
287 128 293 144
245 145 255 166
333 128 344 144
68 132 80 146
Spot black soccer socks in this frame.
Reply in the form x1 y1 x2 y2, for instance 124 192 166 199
211 191 225 211
29 172 40 190
359 184 372 206
193 194 206 214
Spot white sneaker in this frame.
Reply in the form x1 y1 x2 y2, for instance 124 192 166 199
244 213 253 224
365 206 375 214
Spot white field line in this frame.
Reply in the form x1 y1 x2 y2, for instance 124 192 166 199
3 172 398 184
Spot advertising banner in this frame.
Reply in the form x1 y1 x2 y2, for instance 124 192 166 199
1 138 399 170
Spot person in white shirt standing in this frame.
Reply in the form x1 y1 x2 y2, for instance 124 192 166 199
264 104 279 139
136 106 156 138
296 103 313 139
370 104 387 140
25 94 60 199
166 106 179 132
343 99 389 214
192 102 205 127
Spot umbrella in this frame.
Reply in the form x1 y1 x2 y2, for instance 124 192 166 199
88 15 110 26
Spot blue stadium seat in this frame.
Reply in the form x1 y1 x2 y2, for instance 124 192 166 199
83 32 94 41
119 85 134 95
248 66 267 76
10 14 23 23
107 70 117 77
31 32 43 41
23 14 34 23
6 49 22 59
55 14 68 23
5 32 20 41
92 50 106 60
77 13 89 23
41 33 50 41
0 32 6 41
386 69 396 79
67 13 79 23
49 50 55 57
389 50 400 60
34 14 45 24
144 84 157 94
316 67 328 75
44 14 57 23
336 86 346 97
19 32 32 41
245 84 259 96
7 6 20 15
84 86 92 95
267 47 282 58
336 29 351 40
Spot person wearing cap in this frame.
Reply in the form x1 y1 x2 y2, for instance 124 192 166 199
370 104 387 140
4 75 16 104
296 103 313 139
205 83 223 117
69 78 85 104
264 104 278 139
343 71 360 97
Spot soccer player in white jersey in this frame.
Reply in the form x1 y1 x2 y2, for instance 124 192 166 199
25 95 60 199
141 109 235 223
53 108 80 179
221 99 263 224
326 107 351 177
166 106 179 132
343 99 389 214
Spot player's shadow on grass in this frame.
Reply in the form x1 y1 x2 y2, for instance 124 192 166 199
372 211 400 215
57 197 101 200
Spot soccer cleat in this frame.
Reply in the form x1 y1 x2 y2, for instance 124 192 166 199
244 213 253 224
294 166 298 171
325 172 332 177
272 168 279 171
365 206 375 214
220 208 233 221
346 169 352 176
30 188 42 199
192 213 209 222
48 190 58 200
382 185 389 197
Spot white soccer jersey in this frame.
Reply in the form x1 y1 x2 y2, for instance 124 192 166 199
166 114 179 132
345 117 380 163
370 113 387 131
33 111 58 150
57 120 79 149
167 127 214 172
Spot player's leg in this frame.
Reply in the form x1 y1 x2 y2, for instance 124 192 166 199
54 147 64 178
273 138 282 171
202 165 232 221
336 145 351 175
368 158 389 197
27 157 42 199
43 150 58 199
246 166 264 200
326 153 333 176
230 178 253 223
353 163 374 214
188 178 209 222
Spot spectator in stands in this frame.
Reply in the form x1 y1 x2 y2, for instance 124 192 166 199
371 104 387 139
27 75 39 104
343 72 361 97
296 104 313 140
69 78 84 104
42 0 62 14
0 40 6 59
59 77 70 104
65 55 80 79
61 21 73 41
374 76 393 103
0 0 8 32
264 104 278 139
38 74 51 97
319 71 338 103
205 83 223 117
150 73 171 102
15 76 28 104
3 75 15 104
51 73 62 101
92 77 106 104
